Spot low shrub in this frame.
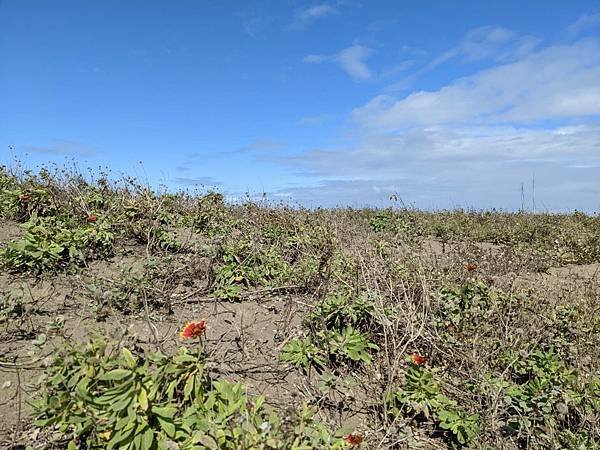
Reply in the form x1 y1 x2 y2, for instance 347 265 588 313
1 215 114 273
33 339 349 450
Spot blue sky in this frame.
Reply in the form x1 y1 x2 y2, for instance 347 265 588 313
1 1 600 210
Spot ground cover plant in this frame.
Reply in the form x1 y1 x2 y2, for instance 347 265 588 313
0 164 598 449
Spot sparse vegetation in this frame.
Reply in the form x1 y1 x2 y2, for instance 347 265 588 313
0 165 598 449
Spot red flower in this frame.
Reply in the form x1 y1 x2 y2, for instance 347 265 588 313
87 214 97 223
180 320 207 339
411 352 428 366
345 433 363 447
19 193 29 203
465 263 477 273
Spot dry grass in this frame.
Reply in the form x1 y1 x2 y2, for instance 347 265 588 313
0 165 598 449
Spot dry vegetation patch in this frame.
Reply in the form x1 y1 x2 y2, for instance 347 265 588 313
0 165 598 449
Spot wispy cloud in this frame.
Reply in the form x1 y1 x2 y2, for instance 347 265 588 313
302 4 336 20
567 12 600 36
400 45 429 58
214 138 287 157
277 36 600 210
245 138 286 152
275 123 600 209
303 44 374 80
242 16 273 37
297 113 335 127
21 139 95 156
303 54 329 63
431 26 540 67
282 124 600 177
379 27 538 93
291 3 338 30
173 176 221 186
274 161 600 210
292 3 337 28
337 45 373 80
353 39 600 130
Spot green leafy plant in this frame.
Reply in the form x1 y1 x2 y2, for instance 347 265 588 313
320 327 379 365
33 339 349 450
210 240 293 301
496 349 597 444
210 242 261 300
283 327 378 371
306 291 376 333
115 194 182 254
281 337 328 370
193 191 236 237
1 215 114 272
436 408 480 446
283 290 380 373
317 372 357 398
0 170 55 221
389 363 448 419
369 212 392 232
388 361 479 446
436 280 495 331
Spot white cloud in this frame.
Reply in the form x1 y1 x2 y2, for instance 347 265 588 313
353 39 600 130
282 124 600 177
292 3 336 28
303 45 373 80
276 36 600 210
302 4 336 20
336 45 373 80
276 124 600 209
275 163 600 210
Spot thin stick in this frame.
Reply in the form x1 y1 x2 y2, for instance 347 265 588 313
13 366 22 445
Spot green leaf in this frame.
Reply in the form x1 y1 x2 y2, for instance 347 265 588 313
138 388 149 411
156 416 176 438
98 368 132 381
152 405 177 419
111 394 134 412
122 348 137 368
184 375 194 399
107 423 136 450
141 425 154 450
195 434 218 449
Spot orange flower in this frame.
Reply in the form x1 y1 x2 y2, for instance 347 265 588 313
180 320 207 339
411 352 428 366
465 263 477 273
87 214 97 223
345 433 363 447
